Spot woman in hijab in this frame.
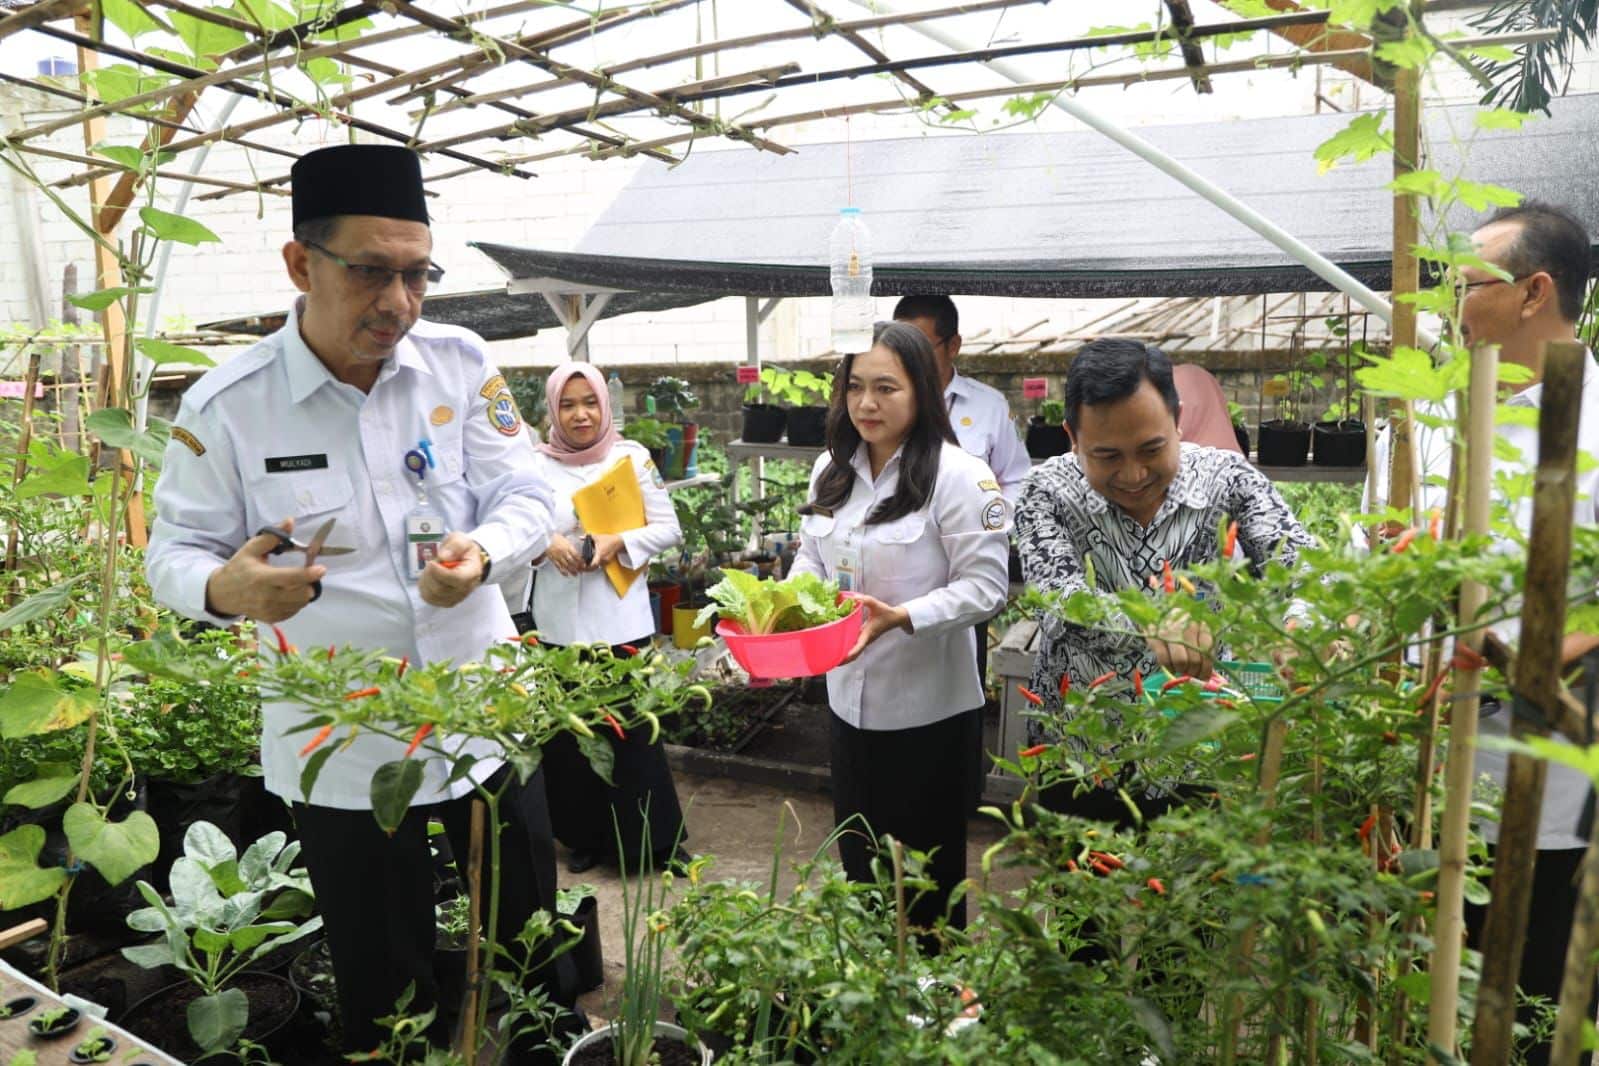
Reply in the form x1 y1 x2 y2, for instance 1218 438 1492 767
509 362 687 874
1171 363 1244 454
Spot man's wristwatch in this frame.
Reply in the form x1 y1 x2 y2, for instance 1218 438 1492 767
473 541 493 584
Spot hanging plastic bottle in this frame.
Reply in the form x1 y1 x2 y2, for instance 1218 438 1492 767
829 207 874 354
607 371 626 429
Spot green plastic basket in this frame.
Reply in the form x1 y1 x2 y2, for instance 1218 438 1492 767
1149 661 1284 705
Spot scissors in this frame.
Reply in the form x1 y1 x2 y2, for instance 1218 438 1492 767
255 517 355 601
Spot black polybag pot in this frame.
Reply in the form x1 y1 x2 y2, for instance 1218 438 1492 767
785 406 828 446
1256 421 1311 467
1312 419 1367 467
570 894 604 992
741 403 787 444
1025 420 1071 459
146 772 245 892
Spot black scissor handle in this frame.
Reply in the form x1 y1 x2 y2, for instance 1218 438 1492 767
256 526 296 556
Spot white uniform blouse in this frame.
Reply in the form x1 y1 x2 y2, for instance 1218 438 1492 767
505 440 682 646
945 373 1031 503
146 299 555 810
790 441 1010 730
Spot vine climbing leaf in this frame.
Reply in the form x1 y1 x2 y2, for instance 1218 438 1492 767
62 803 160 887
139 206 221 246
86 407 172 466
1313 111 1393 174
136 337 216 368
0 825 68 910
67 284 154 311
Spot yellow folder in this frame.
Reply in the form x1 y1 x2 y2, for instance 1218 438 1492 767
570 455 647 598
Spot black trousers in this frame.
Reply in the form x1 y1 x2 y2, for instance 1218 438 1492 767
829 707 983 935
538 639 686 865
294 766 579 1063
1465 845 1594 1066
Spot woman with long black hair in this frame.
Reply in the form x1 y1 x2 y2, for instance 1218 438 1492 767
789 321 1010 937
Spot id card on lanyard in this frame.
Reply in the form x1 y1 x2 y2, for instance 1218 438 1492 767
836 526 861 593
404 441 446 580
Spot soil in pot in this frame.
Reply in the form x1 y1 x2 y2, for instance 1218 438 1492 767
27 1006 81 1038
784 406 828 447
1256 420 1311 467
568 1033 705 1065
741 403 786 444
121 972 297 1062
1025 420 1071 459
1312 419 1367 467
1 995 38 1019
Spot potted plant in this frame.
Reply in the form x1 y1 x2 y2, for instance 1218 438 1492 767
561 830 710 1065
0 996 37 1020
1227 400 1252 456
1257 362 1313 467
622 417 672 477
119 821 321 1061
26 1005 80 1039
1025 398 1071 459
557 883 604 993
68 1026 117 1063
768 368 833 447
741 370 788 444
1311 332 1367 468
645 377 701 479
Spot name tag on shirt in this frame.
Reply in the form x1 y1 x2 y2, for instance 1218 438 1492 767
264 454 329 473
836 548 859 592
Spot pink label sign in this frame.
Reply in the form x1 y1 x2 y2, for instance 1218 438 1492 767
736 366 759 384
0 381 44 399
1022 377 1047 400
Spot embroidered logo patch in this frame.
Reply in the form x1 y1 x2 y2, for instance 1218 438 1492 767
981 498 1007 531
644 458 664 489
479 375 522 436
430 405 454 426
961 416 974 427
170 426 205 456
977 478 1000 493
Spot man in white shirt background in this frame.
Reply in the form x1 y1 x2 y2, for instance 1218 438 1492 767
1367 200 1597 1066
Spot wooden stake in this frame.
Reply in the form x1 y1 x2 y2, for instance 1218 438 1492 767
1386 52 1421 520
1550 814 1599 1064
1469 340 1589 1066
0 344 43 597
457 799 487 1062
1428 342 1498 1055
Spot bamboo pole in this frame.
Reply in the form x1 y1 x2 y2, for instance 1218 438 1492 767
1550 811 1599 1062
59 263 83 455
1427 342 1499 1054
1386 38 1422 521
1469 341 1589 1066
458 800 487 1062
1 345 43 594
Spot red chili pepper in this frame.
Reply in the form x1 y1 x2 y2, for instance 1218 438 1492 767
620 644 639 656
345 687 381 701
1222 521 1238 557
1090 851 1125 870
327 644 336 662
1358 812 1376 844
436 558 464 569
1089 671 1116 689
1147 877 1166 896
503 637 525 644
1018 744 1049 759
1066 859 1079 873
1452 644 1486 672
1216 698 1236 709
1382 730 1400 745
300 724 334 757
1161 674 1195 693
1161 559 1175 594
1420 890 1435 903
1203 675 1223 693
236 669 254 680
271 625 290 655
1058 672 1072 697
1132 670 1144 699
1415 668 1449 709
404 722 434 758
1238 752 1257 762
1392 527 1419 553
396 655 408 679
522 633 540 646
1429 508 1442 540
1016 684 1044 706
603 713 626 740
1090 859 1114 877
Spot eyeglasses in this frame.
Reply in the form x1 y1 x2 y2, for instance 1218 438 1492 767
303 240 444 294
1460 272 1531 292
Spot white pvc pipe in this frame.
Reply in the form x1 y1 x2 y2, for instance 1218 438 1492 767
842 0 1438 349
135 93 242 430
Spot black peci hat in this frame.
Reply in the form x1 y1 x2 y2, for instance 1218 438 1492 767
290 144 429 228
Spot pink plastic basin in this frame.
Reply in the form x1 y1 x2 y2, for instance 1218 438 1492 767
715 598 863 681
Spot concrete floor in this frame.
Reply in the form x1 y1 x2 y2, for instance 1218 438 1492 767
567 769 1026 1022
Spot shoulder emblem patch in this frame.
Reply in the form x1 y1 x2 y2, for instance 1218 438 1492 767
171 426 206 457
644 457 665 489
480 375 523 437
982 497 1008 531
977 478 1000 493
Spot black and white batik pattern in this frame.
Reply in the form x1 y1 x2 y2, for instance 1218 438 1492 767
1015 444 1314 748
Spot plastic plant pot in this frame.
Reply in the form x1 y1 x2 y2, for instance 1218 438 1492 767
673 603 713 650
784 405 828 446
716 598 863 682
1025 420 1071 459
27 1005 81 1038
69 1032 118 1063
1256 420 1310 467
0 995 37 1020
1312 419 1367 467
741 403 786 444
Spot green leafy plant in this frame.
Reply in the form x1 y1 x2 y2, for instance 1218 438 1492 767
69 1027 114 1062
645 377 699 422
556 883 596 915
756 367 832 407
696 570 853 634
1035 398 1065 425
621 416 670 451
122 822 322 1057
